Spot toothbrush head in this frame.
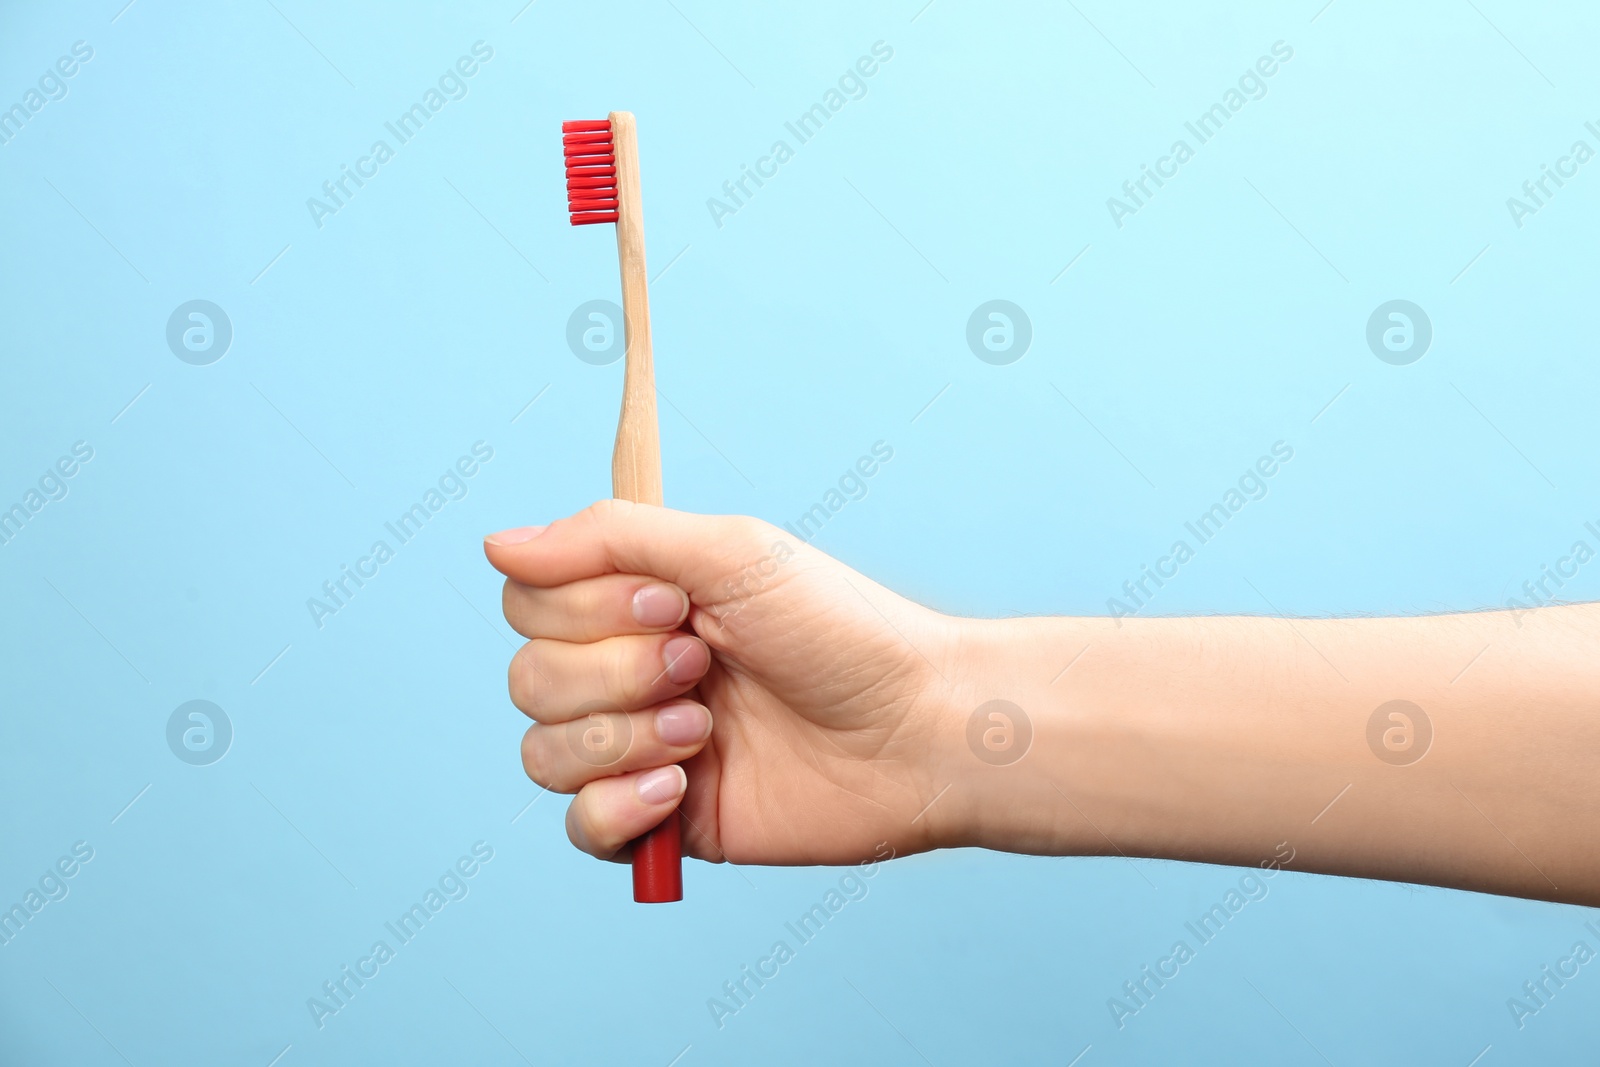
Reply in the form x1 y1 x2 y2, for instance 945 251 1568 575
563 118 618 225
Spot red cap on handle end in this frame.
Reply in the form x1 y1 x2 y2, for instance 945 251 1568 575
632 815 682 903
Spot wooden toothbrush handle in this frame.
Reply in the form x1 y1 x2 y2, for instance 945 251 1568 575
609 111 682 903
609 111 661 508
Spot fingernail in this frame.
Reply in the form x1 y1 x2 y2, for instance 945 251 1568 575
662 636 704 685
655 703 711 746
637 765 686 805
632 584 688 628
485 526 546 546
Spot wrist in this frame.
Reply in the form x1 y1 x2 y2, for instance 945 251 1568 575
920 613 1119 855
925 613 1289 863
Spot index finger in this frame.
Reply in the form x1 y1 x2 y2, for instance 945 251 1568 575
482 499 760 594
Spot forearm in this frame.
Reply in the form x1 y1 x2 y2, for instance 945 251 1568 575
934 604 1600 904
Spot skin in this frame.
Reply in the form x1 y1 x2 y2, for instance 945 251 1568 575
485 499 1600 906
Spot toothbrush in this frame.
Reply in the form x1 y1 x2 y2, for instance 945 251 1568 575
565 112 682 904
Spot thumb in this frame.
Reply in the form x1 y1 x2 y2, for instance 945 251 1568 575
483 499 772 597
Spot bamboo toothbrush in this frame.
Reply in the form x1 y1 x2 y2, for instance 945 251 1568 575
564 112 681 904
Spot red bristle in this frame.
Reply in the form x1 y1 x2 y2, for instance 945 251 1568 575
564 118 619 225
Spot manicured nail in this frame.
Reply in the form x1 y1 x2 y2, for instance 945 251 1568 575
655 703 711 746
485 526 546 546
661 636 704 685
632 584 688 628
637 765 686 805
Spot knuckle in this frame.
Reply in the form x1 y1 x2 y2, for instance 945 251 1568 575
565 705 634 770
519 728 556 790
604 640 642 705
501 579 526 630
508 642 551 717
727 513 771 544
588 498 628 526
521 726 583 793
565 797 602 854
560 583 594 637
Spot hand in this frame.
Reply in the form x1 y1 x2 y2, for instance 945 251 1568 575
486 501 1600 905
483 500 963 867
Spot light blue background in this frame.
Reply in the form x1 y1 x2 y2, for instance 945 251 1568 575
3 0 1598 1063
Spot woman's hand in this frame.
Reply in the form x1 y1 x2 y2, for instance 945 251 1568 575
483 500 968 867
486 500 1600 905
